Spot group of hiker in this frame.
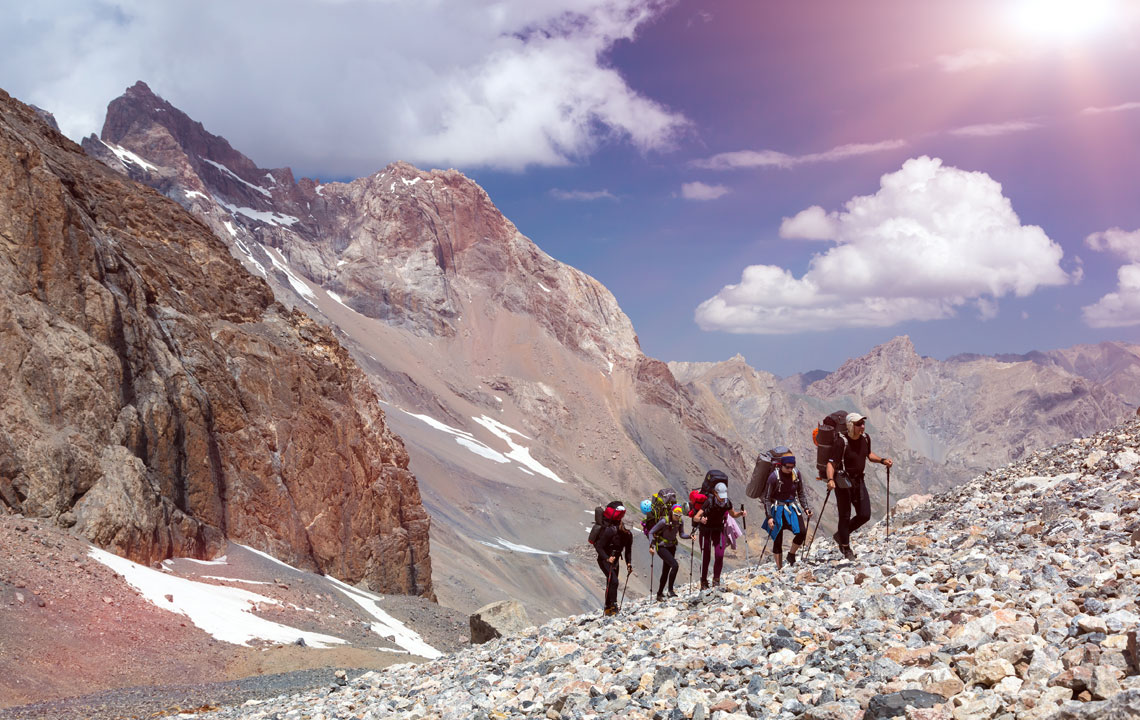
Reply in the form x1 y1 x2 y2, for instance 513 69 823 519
590 411 893 615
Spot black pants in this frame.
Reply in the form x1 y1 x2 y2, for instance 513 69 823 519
835 478 871 546
597 556 620 609
656 546 679 593
699 527 725 584
771 507 807 554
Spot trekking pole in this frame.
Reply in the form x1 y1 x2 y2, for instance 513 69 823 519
619 565 631 611
688 533 695 595
803 488 831 561
741 515 750 571
649 550 655 600
885 465 891 539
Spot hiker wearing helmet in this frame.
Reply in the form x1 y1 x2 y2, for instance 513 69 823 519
826 413 892 560
764 455 812 569
648 504 691 601
693 481 746 589
596 502 633 616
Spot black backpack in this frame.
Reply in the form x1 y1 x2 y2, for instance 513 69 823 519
813 410 849 479
700 469 729 496
746 446 791 498
588 501 625 545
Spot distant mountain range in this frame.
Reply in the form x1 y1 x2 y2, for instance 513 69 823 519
35 80 1135 621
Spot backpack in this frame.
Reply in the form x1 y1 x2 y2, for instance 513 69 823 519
813 410 849 479
588 501 625 545
640 488 677 536
700 469 729 496
686 489 707 518
746 446 792 499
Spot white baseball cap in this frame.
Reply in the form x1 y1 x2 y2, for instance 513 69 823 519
714 482 728 499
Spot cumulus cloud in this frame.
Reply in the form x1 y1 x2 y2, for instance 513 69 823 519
693 139 906 170
949 120 1042 137
550 188 618 201
779 206 837 241
936 48 1009 73
1082 227 1140 327
680 181 730 200
1080 101 1140 115
1 0 686 175
695 156 1072 334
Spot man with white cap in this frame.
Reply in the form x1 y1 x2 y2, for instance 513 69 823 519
826 413 892 560
693 477 747 588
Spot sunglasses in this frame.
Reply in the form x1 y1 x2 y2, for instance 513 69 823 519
854 420 866 427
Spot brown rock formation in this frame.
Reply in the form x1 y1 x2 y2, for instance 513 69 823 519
0 88 431 597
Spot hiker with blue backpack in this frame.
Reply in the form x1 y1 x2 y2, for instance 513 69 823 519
647 504 691 601
763 455 813 569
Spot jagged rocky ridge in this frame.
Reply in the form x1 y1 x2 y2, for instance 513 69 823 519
194 419 1140 720
0 88 431 596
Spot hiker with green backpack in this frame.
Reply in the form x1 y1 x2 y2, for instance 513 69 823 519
647 504 691 601
763 455 813 569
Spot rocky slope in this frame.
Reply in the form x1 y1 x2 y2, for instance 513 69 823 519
82 82 748 620
0 88 431 596
188 418 1140 720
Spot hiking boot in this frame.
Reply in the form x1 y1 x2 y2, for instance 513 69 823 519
700 580 709 590
786 551 797 566
841 545 857 561
712 577 720 587
603 606 617 616
666 588 677 598
655 592 664 602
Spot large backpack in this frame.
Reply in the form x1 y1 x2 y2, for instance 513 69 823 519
700 469 729 496
588 501 625 545
813 410 849 479
686 489 707 519
640 488 678 536
746 446 792 498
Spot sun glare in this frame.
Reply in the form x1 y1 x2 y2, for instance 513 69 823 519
1010 0 1116 42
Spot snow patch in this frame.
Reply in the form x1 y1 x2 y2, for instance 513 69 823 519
537 282 552 293
100 140 159 172
201 158 272 198
337 260 347 267
325 290 355 312
216 198 299 227
315 184 325 196
472 416 564 483
263 245 317 307
401 177 421 187
238 543 304 572
222 221 237 237
324 577 442 659
264 172 277 186
185 190 207 201
232 237 266 278
89 547 345 648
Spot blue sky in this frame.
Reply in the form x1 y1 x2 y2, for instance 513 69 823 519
5 0 1140 375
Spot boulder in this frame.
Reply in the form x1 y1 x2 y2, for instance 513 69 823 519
470 600 532 644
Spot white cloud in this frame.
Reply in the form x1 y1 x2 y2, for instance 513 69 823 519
550 188 618 201
693 139 906 170
1082 227 1140 327
695 156 1071 334
1080 101 1140 115
936 48 1009 73
680 181 730 200
1 0 686 175
949 120 1042 137
779 205 838 241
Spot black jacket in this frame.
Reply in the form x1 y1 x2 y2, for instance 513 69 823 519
596 524 632 562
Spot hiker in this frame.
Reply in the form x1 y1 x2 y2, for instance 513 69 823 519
648 504 691 600
763 455 812 569
826 412 892 560
693 481 746 588
595 502 633 615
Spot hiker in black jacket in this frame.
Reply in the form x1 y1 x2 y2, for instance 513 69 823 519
763 455 812 569
648 504 691 601
826 412 892 560
693 482 746 589
596 505 633 616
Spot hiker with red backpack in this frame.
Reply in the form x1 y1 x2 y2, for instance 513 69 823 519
692 476 746 589
593 502 633 615
826 413 892 560
763 455 812 569
647 504 691 601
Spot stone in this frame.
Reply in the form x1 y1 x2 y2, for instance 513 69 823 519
1089 666 1123 701
968 659 1015 687
865 690 947 720
470 600 532 644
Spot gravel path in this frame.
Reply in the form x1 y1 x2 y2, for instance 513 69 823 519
0 667 372 720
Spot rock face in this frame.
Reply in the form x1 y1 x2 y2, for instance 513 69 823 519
185 419 1140 720
469 600 532 644
0 88 431 597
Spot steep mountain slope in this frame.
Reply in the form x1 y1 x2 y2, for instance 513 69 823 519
0 88 430 596
82 82 748 621
186 419 1140 720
